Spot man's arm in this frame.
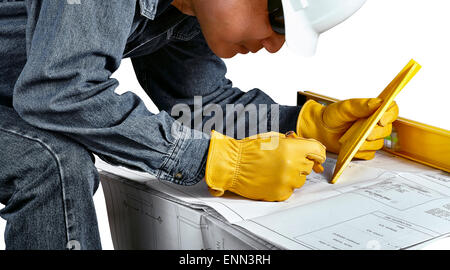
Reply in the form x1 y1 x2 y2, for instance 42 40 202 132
131 20 301 139
13 0 209 185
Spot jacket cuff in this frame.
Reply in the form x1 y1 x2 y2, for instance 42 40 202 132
279 105 302 134
157 121 210 186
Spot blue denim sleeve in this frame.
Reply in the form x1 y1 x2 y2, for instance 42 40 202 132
12 0 209 186
132 21 301 138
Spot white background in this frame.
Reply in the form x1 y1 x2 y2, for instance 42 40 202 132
1 0 449 250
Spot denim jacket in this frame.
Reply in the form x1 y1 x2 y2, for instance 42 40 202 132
1 0 301 186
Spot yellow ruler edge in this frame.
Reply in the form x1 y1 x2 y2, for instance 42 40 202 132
297 82 450 175
330 60 422 184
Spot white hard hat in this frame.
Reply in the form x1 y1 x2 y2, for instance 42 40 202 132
269 0 367 56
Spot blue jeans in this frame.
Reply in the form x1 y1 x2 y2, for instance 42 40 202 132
0 106 101 250
0 0 301 249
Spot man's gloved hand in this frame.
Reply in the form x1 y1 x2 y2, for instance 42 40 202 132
205 131 326 202
296 98 399 160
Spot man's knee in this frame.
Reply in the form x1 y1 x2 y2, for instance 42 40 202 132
1 106 99 196
0 130 101 250
44 136 100 196
1 130 98 198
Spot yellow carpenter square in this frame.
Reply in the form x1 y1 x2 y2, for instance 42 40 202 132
331 59 422 184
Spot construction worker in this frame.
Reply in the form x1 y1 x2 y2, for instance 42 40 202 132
0 0 397 250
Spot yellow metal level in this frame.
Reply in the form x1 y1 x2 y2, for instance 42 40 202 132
297 90 450 175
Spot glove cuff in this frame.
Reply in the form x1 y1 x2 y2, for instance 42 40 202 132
296 100 324 138
205 131 241 197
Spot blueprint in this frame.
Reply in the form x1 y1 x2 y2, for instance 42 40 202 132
100 174 274 250
95 150 450 250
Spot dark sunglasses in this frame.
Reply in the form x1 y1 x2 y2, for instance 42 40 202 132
268 0 286 35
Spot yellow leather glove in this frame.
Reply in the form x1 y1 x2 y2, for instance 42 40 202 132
296 98 399 160
205 131 326 202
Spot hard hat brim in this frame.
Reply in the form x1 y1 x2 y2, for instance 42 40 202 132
282 0 319 57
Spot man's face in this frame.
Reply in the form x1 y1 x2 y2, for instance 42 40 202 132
192 0 286 58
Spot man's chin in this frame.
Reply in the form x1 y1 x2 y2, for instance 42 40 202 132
211 45 247 59
214 45 267 58
215 50 239 59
